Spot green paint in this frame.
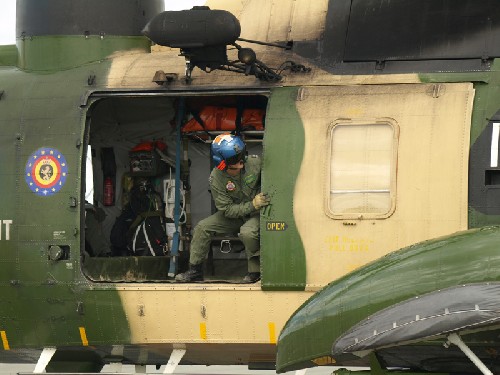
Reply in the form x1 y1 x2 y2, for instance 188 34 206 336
419 72 490 85
419 60 500 145
80 288 131 345
420 60 500 229
261 87 306 291
0 60 130 349
277 226 500 372
467 61 500 228
0 45 17 66
469 207 500 228
17 35 151 72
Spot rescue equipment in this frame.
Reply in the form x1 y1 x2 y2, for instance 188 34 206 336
163 170 186 254
182 106 264 133
129 140 169 177
110 179 168 256
103 177 114 206
164 171 186 223
101 147 116 206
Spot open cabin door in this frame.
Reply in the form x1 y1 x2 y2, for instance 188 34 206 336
82 93 269 284
261 83 473 290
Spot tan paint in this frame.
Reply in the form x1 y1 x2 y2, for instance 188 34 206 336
287 0 329 41
106 49 421 89
116 285 312 344
208 0 328 43
205 0 244 18
294 83 474 287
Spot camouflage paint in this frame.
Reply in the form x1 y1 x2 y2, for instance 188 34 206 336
276 226 500 372
261 87 307 291
1 11 498 370
276 66 500 371
0 37 131 350
17 36 151 72
0 45 17 67
420 61 500 228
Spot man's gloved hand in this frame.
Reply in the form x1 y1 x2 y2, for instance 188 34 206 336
252 192 271 210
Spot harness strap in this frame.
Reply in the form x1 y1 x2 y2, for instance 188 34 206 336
142 222 155 256
132 223 142 253
129 210 163 231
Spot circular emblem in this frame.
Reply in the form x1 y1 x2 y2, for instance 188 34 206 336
25 147 68 197
226 181 236 192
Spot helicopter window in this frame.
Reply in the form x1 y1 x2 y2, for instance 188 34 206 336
326 119 398 219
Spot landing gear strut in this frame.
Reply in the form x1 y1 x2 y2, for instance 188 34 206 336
445 333 493 375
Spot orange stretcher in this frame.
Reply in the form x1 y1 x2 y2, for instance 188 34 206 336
182 106 265 132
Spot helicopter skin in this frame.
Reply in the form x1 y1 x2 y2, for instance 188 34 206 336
0 0 500 373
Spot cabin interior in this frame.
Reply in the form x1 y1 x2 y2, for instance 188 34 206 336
82 94 268 283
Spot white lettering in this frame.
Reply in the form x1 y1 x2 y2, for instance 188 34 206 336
1 220 13 241
492 123 500 167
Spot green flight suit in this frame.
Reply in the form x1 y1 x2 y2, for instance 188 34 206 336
189 155 261 272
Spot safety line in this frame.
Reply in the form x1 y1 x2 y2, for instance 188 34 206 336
79 327 89 346
268 322 276 344
199 323 207 340
1 331 10 350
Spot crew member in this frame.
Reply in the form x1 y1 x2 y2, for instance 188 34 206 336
176 133 270 283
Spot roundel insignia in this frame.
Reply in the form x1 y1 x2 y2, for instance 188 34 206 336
226 181 236 191
25 147 68 197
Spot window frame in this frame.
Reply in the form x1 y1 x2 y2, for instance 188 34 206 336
325 118 399 220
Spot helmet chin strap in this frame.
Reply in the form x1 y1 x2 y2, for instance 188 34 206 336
216 160 226 171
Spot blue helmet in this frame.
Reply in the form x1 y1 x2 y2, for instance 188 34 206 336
211 133 246 169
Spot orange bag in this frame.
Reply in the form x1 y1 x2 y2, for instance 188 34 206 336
182 106 265 132
130 140 167 152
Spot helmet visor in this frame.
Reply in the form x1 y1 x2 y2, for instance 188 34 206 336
224 147 246 166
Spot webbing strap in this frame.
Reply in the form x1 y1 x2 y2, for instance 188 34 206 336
129 210 162 232
189 109 210 138
132 222 156 256
182 137 192 228
132 224 141 253
142 223 155 256
169 97 185 276
234 97 244 136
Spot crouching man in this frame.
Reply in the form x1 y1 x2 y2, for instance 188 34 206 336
175 133 270 283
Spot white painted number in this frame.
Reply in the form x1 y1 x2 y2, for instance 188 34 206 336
0 220 13 240
491 123 500 168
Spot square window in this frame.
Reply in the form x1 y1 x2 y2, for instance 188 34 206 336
326 119 398 219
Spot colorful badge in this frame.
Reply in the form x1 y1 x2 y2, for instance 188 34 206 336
226 181 236 191
25 147 68 196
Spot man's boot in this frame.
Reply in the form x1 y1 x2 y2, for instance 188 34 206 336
175 263 204 282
